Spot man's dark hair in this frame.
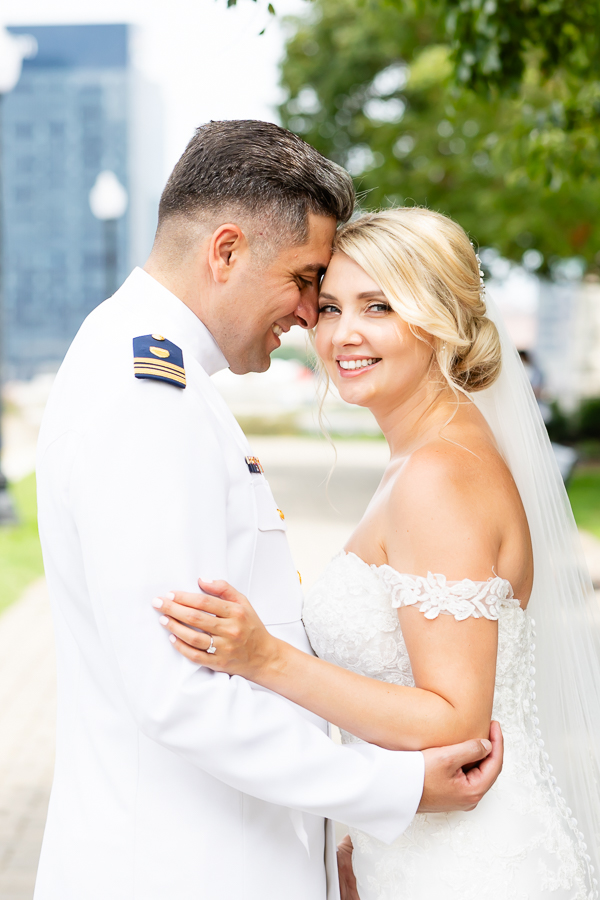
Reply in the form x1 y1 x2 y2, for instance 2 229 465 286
158 120 355 244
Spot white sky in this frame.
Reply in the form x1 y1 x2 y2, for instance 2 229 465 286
2 0 307 178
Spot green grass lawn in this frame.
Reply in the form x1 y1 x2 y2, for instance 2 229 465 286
567 466 600 540
0 473 44 616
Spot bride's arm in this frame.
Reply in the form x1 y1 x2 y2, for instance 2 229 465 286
154 451 501 751
157 582 496 751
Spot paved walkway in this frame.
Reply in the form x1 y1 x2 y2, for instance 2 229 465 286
0 580 56 900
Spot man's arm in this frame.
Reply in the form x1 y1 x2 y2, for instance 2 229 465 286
65 378 423 844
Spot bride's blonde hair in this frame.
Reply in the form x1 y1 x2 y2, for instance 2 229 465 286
333 207 502 394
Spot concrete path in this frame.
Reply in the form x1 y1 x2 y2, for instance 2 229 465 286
0 580 56 900
1 436 599 897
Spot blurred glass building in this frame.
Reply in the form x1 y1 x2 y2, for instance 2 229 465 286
1 24 163 379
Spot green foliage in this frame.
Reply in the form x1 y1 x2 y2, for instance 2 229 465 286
578 398 600 440
278 0 600 269
440 0 600 94
546 400 573 444
0 474 44 616
567 466 600 540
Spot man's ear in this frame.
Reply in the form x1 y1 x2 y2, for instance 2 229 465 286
208 223 248 284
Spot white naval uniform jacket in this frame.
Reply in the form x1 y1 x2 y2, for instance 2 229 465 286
35 268 424 900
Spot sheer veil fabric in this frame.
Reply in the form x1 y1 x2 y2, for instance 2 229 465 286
473 294 600 882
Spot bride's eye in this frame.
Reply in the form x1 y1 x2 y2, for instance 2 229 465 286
318 303 340 315
368 302 392 313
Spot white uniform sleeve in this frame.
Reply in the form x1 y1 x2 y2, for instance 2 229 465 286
67 377 424 844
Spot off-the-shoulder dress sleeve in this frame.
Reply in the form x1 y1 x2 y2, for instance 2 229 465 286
378 568 519 620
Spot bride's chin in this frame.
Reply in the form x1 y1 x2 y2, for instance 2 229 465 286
337 387 374 408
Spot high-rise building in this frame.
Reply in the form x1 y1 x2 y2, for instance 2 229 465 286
1 23 163 379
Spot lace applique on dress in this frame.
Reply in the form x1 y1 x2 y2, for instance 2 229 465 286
302 550 595 900
378 567 520 620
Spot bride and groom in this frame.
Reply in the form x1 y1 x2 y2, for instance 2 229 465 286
36 120 599 899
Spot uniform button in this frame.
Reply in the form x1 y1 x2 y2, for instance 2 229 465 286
277 509 285 520
152 334 165 341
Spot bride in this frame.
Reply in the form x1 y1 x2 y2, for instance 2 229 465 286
152 208 600 899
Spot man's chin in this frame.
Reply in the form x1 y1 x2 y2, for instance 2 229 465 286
229 353 271 376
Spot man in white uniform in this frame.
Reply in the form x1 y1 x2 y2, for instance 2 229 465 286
35 121 502 900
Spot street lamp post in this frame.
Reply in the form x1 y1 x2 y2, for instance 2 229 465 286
89 170 128 299
0 27 37 525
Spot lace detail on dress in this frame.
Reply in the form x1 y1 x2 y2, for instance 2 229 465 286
378 566 520 620
302 550 596 900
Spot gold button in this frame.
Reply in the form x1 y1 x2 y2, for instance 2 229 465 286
277 509 285 520
150 346 170 359
297 570 302 584
151 334 165 341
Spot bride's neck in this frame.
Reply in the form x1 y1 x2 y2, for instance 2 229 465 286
372 380 460 459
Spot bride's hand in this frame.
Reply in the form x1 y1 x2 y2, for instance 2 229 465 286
152 579 280 680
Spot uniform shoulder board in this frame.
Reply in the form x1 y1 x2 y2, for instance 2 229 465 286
133 334 186 389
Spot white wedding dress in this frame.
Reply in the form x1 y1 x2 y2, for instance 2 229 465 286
302 550 596 900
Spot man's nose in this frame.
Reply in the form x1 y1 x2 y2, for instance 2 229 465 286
294 291 319 330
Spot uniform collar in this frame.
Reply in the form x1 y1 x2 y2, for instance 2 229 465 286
124 267 229 377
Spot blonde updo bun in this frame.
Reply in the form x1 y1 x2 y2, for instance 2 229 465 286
334 207 502 394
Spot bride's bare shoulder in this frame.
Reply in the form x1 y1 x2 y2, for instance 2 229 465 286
384 430 514 578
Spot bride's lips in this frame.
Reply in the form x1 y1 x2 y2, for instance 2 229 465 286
336 357 382 378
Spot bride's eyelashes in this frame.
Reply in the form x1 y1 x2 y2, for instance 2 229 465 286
318 301 393 315
318 302 341 315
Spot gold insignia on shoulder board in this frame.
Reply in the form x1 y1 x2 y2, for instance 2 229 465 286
151 334 165 341
150 346 170 359
277 509 285 520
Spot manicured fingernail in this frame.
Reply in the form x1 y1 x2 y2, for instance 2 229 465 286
482 739 492 752
152 598 163 609
163 592 175 600
169 634 176 643
159 616 169 626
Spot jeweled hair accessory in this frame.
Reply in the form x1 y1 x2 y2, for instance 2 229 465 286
471 241 486 295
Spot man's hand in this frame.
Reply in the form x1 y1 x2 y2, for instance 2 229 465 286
419 720 503 813
337 834 359 900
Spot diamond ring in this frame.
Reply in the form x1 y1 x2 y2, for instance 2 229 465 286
207 635 216 655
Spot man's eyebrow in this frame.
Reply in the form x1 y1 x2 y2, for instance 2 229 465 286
300 263 327 273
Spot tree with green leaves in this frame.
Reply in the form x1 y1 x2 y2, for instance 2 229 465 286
272 0 600 272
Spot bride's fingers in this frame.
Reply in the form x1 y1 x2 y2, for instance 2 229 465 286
166 631 222 671
153 600 222 635
152 593 230 628
176 589 234 617
197 578 245 606
159 615 215 650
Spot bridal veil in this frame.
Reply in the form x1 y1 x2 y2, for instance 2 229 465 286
473 293 600 883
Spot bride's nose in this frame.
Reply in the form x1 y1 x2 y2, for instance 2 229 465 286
331 312 363 348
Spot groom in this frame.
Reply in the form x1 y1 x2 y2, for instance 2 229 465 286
36 120 502 900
